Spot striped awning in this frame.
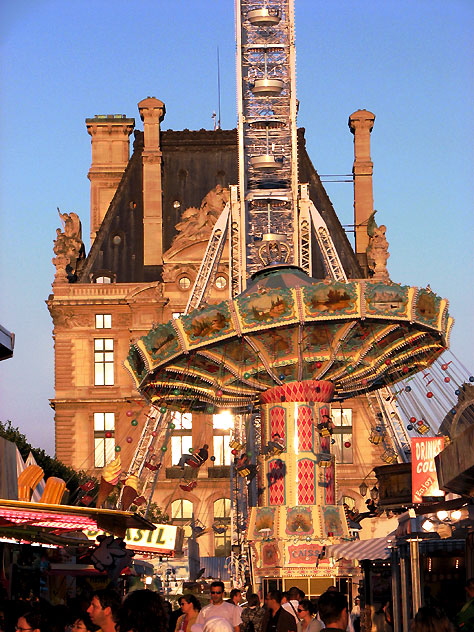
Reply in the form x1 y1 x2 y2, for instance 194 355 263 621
328 534 395 561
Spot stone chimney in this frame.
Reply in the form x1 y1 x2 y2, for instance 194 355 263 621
86 114 135 243
138 97 166 267
348 110 375 274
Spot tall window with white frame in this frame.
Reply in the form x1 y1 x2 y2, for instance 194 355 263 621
213 498 231 557
94 338 114 385
94 412 115 468
212 412 233 466
171 412 193 466
331 408 353 464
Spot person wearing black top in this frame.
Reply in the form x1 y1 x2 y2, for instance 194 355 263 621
317 590 349 632
262 591 297 632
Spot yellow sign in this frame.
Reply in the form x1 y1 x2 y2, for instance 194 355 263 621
85 523 179 554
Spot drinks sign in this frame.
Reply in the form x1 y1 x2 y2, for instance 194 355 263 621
411 437 445 503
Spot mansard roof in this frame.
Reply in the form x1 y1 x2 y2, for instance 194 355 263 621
79 127 362 283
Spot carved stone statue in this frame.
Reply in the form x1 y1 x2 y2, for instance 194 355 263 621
366 222 390 281
53 209 86 283
164 185 229 257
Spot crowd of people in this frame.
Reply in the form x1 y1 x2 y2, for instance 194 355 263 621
1 577 473 632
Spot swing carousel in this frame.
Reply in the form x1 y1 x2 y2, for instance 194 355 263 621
125 256 453 578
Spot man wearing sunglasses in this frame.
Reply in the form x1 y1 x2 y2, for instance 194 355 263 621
192 581 242 632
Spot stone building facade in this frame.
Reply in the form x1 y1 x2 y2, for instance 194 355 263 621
47 98 392 557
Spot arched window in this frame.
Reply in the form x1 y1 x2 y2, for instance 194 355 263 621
213 498 231 557
171 498 193 538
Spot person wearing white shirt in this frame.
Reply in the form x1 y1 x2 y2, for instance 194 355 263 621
192 582 242 632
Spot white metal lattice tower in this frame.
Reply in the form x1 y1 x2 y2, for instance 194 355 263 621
234 0 300 291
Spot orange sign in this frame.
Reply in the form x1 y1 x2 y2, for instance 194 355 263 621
411 437 445 503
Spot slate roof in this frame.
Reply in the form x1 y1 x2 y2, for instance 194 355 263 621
79 128 363 283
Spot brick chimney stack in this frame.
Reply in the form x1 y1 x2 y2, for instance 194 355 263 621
138 97 166 267
86 114 135 243
348 109 375 275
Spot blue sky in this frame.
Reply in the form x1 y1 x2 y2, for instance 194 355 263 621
1 0 473 455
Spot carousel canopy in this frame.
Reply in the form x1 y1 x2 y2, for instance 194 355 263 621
126 265 452 411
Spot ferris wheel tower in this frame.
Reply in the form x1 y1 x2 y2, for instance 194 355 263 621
234 1 300 282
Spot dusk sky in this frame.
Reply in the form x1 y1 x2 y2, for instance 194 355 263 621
1 0 473 455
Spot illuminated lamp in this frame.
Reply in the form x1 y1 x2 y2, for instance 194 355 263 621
450 510 463 521
421 519 436 532
436 510 449 521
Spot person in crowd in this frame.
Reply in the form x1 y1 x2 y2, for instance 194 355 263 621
349 597 360 632
192 581 242 632
116 590 168 632
282 588 304 622
297 600 323 632
226 590 242 607
176 595 202 632
262 590 298 632
457 579 474 632
317 590 349 632
70 612 99 632
16 611 45 632
202 619 234 632
87 588 121 632
241 594 265 632
413 607 455 632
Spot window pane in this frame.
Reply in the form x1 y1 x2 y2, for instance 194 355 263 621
214 498 231 518
171 499 193 519
94 338 114 386
94 412 105 431
171 435 193 462
213 412 234 430
95 314 112 329
95 438 105 468
213 435 231 465
171 412 192 430
332 408 352 426
104 412 115 430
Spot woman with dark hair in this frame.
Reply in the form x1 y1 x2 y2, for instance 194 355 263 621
176 595 201 632
412 607 455 632
71 612 99 632
16 611 45 632
116 590 168 632
241 594 265 632
297 600 323 632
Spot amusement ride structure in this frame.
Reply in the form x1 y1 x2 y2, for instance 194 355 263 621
120 0 469 587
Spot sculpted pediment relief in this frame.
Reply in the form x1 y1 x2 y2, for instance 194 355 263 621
127 283 164 302
163 185 229 262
